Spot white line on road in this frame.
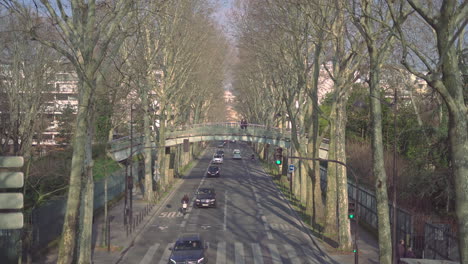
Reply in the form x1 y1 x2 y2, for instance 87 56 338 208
284 244 301 264
158 243 173 264
223 190 228 231
251 243 264 264
216 241 226 264
267 244 282 264
138 243 160 264
235 242 245 264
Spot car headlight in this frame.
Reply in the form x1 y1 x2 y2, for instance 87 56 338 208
196 199 200 202
197 257 205 263
210 199 216 202
170 259 176 264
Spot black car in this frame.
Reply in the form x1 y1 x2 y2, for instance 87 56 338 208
217 141 225 148
168 233 207 264
206 165 220 177
195 188 216 208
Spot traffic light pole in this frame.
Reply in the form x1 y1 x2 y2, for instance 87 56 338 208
286 155 360 264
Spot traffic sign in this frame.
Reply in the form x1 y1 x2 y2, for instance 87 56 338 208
0 172 24 188
0 213 23 229
288 164 295 172
0 193 23 209
0 156 24 229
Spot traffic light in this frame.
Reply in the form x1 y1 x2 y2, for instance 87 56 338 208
275 147 283 165
348 201 356 219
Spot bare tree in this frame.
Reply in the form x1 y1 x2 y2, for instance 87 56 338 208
393 0 468 261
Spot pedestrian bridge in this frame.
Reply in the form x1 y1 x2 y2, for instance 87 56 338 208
109 122 327 161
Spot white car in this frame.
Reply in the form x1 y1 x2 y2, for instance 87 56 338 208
233 149 241 160
212 154 223 164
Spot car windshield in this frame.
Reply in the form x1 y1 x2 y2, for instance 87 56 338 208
233 150 240 154
214 155 222 158
208 166 218 172
198 189 214 194
174 240 202 251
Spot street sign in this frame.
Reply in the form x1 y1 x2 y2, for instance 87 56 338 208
0 193 23 209
0 213 23 229
0 156 24 167
0 156 24 229
0 172 24 188
288 164 295 172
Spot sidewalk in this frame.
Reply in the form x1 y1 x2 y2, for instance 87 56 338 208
92 179 183 263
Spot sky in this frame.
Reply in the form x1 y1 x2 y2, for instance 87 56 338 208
212 0 235 33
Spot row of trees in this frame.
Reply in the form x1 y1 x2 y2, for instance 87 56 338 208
231 0 467 263
0 0 227 263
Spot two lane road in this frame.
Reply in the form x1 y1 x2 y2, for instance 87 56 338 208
119 142 337 264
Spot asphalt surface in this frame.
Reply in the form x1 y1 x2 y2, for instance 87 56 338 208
117 141 339 264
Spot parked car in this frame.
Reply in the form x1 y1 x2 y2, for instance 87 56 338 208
212 154 223 164
168 233 207 264
195 188 216 208
233 149 242 160
207 165 220 177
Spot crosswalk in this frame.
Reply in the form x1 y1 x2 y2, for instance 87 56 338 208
134 241 326 264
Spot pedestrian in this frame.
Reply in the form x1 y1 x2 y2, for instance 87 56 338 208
244 119 248 130
405 247 416 258
240 119 244 130
397 239 406 263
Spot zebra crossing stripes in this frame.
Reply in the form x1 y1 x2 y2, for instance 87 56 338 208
284 244 301 264
216 241 227 264
268 244 283 264
134 241 318 264
138 243 160 264
251 243 264 264
234 242 245 264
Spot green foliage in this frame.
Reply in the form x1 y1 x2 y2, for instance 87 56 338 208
94 97 113 144
93 156 120 180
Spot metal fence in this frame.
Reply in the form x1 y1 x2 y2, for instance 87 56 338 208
320 167 413 246
319 166 460 261
0 162 140 263
423 223 460 261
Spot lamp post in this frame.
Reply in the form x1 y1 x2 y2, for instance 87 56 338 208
287 155 360 264
392 87 398 264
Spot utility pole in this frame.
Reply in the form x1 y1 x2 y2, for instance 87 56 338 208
392 86 399 264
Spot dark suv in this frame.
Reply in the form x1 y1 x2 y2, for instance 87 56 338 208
206 165 220 177
168 233 207 264
195 188 216 208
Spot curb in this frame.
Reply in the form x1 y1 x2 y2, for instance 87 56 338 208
112 147 208 263
255 159 341 264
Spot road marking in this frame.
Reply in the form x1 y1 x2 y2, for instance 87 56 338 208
235 242 245 264
251 243 264 264
138 243 160 264
158 243 173 264
216 241 226 264
223 191 228 231
267 244 282 264
284 244 301 264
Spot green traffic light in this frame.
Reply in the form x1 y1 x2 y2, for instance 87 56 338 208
349 214 355 219
275 160 282 165
353 249 357 253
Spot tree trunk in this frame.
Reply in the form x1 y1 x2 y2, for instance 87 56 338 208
336 97 352 251
369 56 392 264
324 114 338 238
57 79 92 264
142 86 155 201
